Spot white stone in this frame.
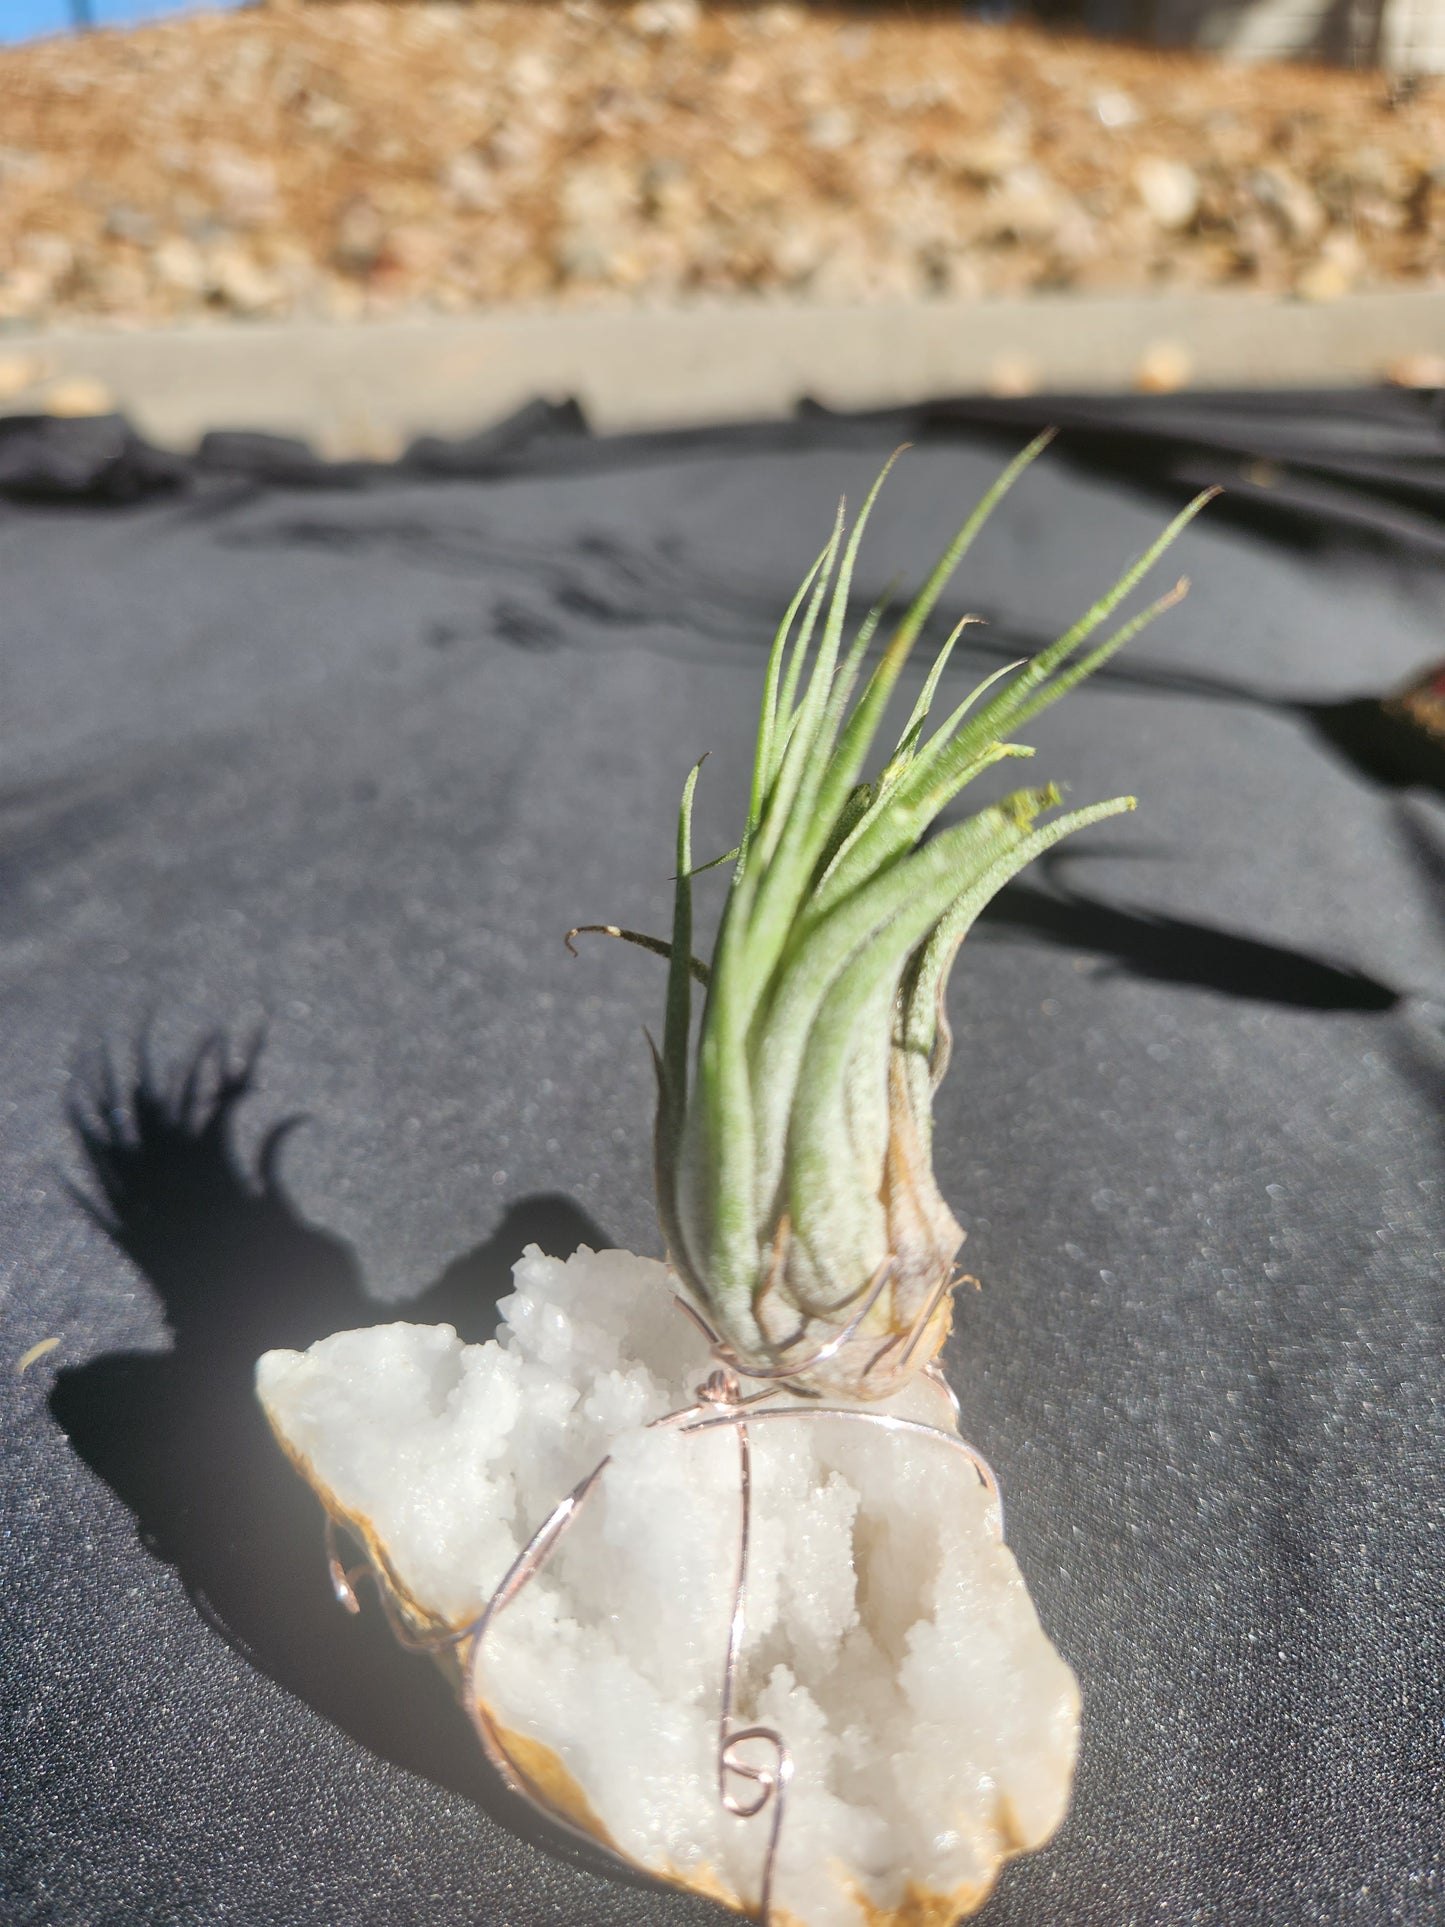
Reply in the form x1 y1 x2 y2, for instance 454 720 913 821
628 0 701 34
208 244 286 316
258 1246 1079 1925
985 167 1071 244
442 151 500 213
1133 157 1201 232
806 108 856 153
1249 164 1326 244
1092 88 1140 129
152 235 209 296
201 144 279 227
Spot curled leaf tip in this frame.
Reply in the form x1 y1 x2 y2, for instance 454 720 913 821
565 922 624 956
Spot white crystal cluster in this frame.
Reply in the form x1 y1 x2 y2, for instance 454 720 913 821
257 1246 1079 1925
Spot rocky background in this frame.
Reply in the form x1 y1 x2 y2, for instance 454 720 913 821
1 0 1442 337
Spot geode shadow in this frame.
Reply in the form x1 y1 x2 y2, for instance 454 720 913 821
51 1031 638 1877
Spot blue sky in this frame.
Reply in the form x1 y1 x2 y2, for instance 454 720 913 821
1 0 242 43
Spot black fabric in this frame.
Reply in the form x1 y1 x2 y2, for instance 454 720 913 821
0 411 190 504
2 389 1443 1927
6 384 1444 551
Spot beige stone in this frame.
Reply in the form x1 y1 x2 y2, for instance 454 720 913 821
1384 348 1445 385
1134 157 1201 231
1295 232 1366 302
1133 338 1195 391
45 375 116 418
0 352 48 402
209 244 287 314
987 349 1040 397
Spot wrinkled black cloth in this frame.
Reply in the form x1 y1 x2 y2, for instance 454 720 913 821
4 384 1444 550
2 390 1443 1927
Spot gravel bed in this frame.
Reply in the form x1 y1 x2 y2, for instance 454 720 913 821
0 0 1441 342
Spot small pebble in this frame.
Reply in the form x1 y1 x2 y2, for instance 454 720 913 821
1093 88 1140 128
1294 232 1364 302
44 375 115 417
1133 340 1194 393
0 351 47 401
1133 157 1200 231
1384 351 1445 388
987 350 1039 398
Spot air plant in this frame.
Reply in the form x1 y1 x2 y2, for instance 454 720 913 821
577 433 1209 1396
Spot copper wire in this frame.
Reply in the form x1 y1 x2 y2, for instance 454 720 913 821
321 1282 1002 1924
670 1256 899 1389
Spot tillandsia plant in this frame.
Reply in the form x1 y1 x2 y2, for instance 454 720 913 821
577 434 1212 1398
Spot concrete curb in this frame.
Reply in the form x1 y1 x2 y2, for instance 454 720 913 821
2 289 1442 455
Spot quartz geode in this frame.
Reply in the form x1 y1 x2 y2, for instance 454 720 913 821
258 1244 1079 1927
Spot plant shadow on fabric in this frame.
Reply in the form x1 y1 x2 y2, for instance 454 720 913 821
50 1033 635 1879
979 848 1401 1013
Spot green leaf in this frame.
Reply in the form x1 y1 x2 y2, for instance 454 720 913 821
663 757 706 1126
810 737 1035 918
886 489 1215 827
901 793 1139 1081
887 615 986 770
739 434 1054 1028
747 540 833 849
750 789 1059 1217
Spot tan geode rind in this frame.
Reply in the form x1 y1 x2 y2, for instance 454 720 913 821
258 1375 1074 1927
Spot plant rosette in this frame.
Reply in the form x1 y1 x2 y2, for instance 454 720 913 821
258 440 1210 1925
